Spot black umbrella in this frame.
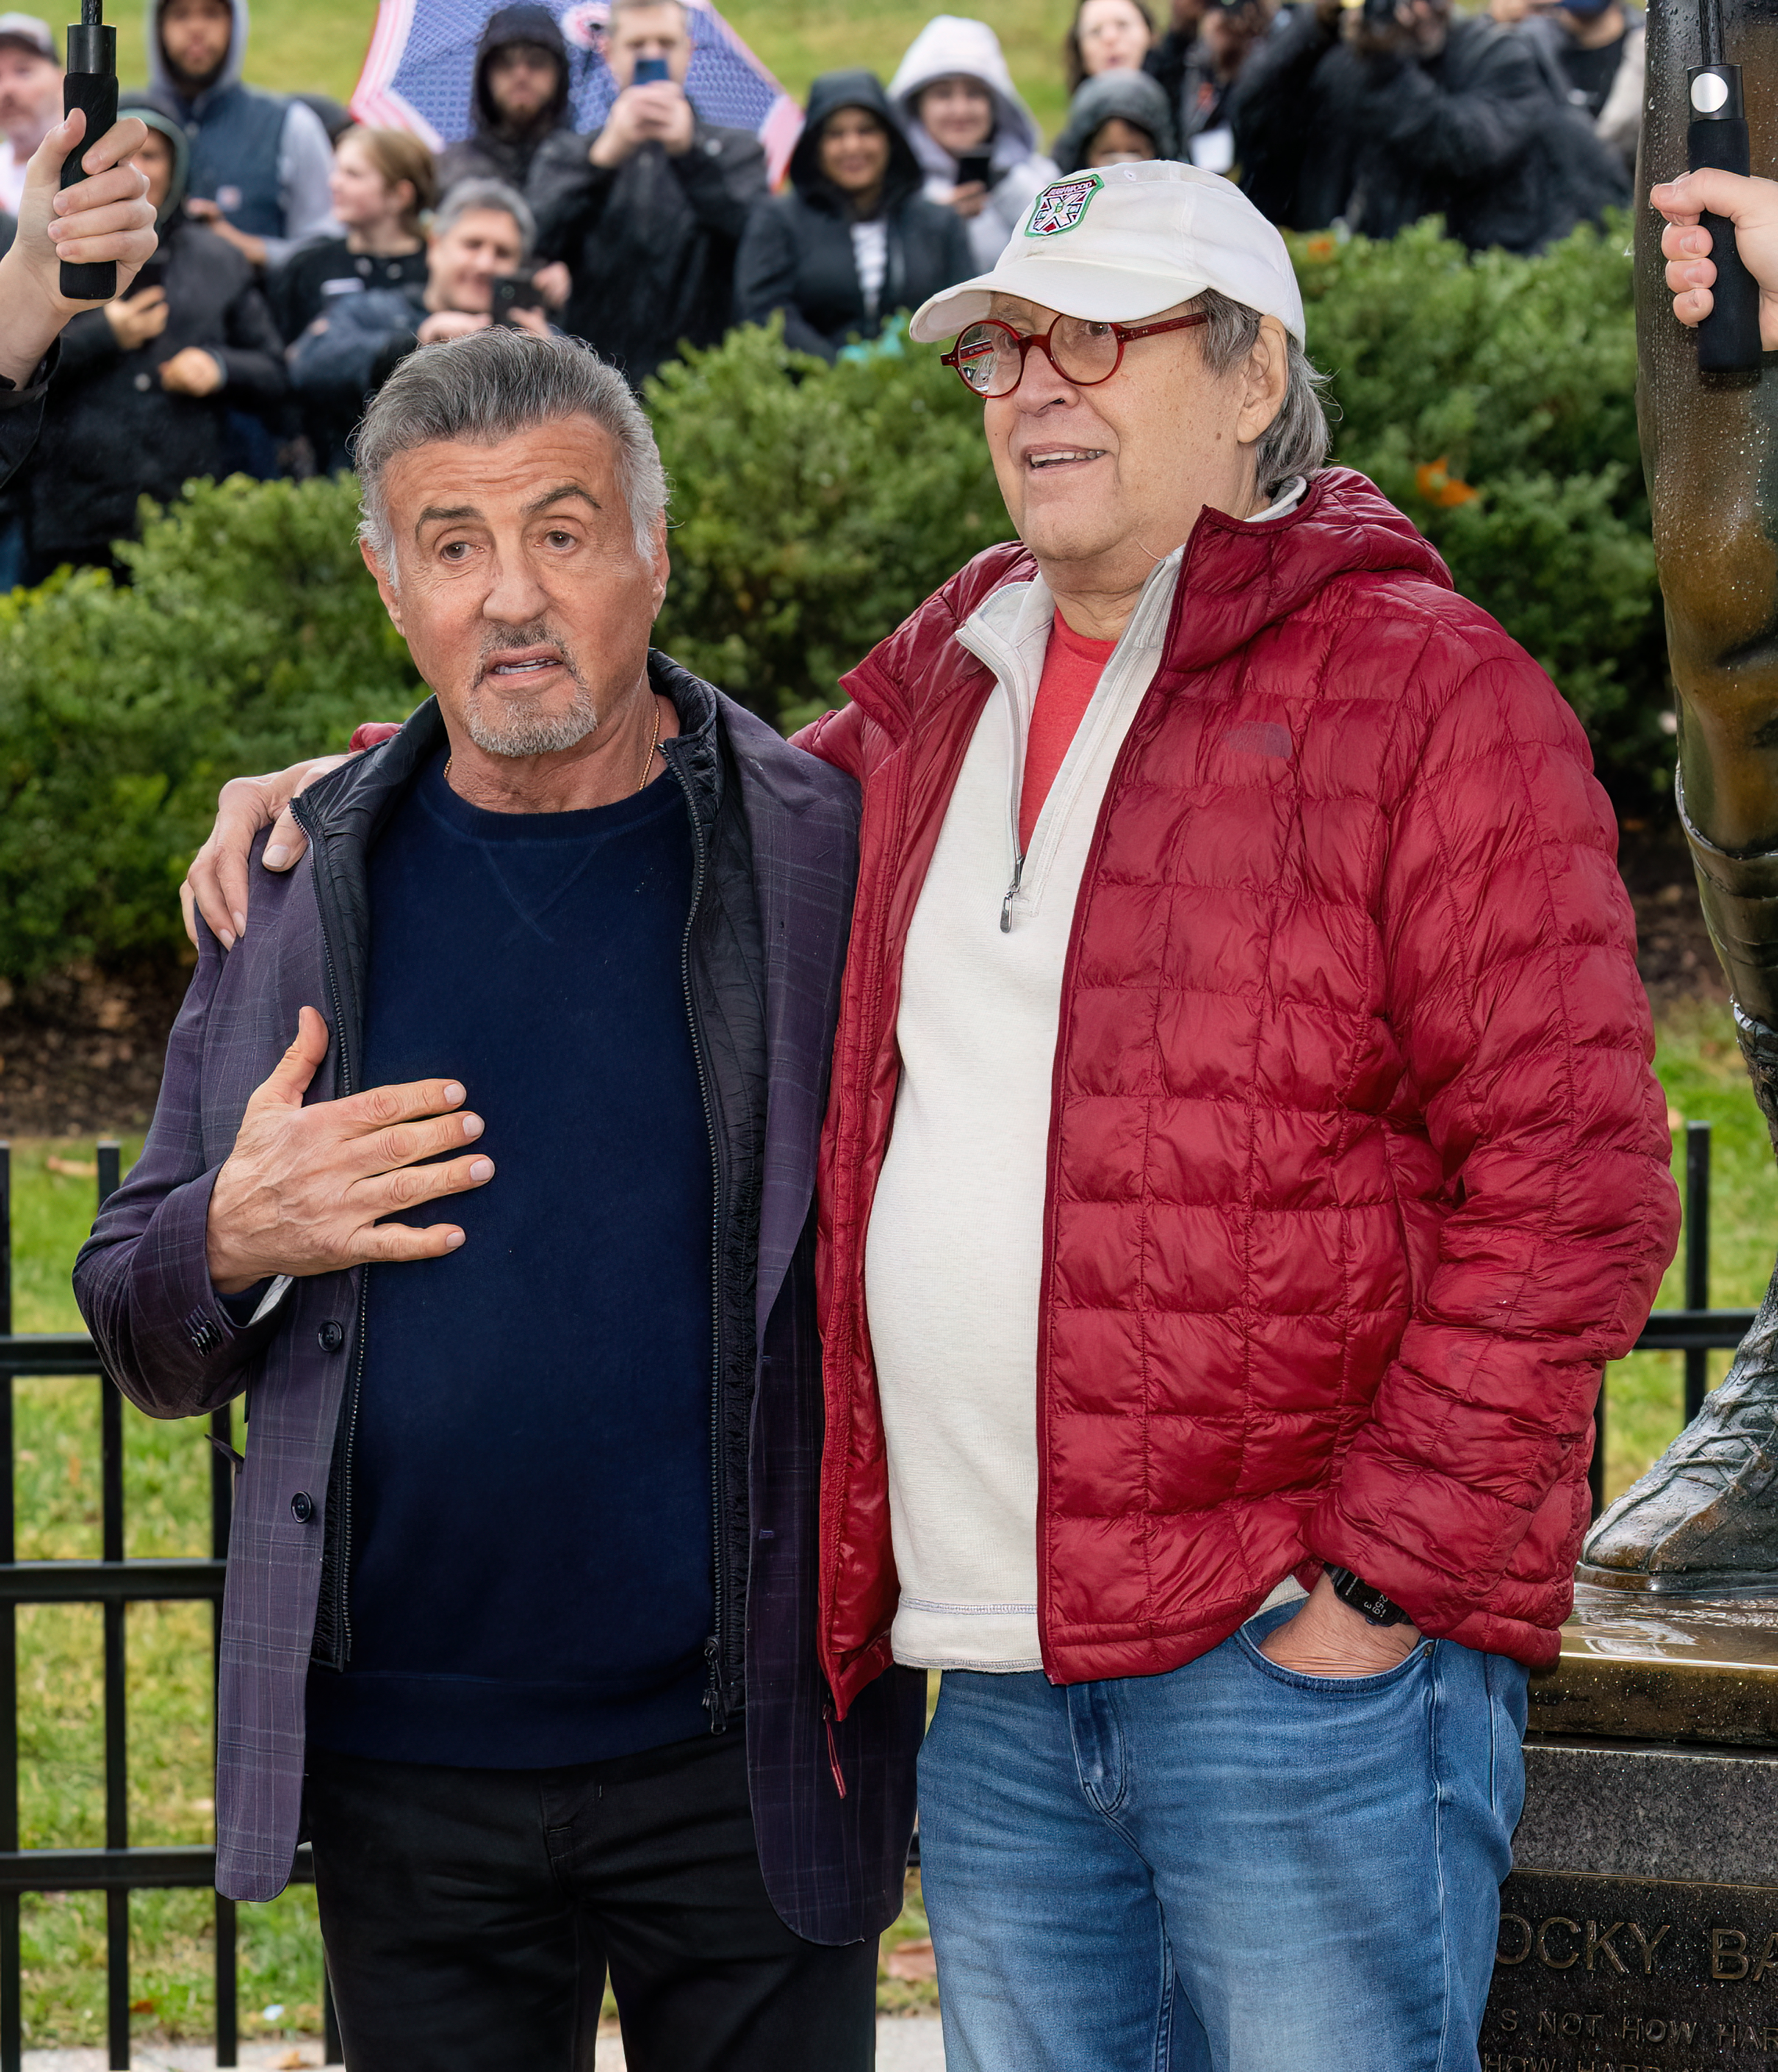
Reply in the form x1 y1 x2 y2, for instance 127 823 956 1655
1687 0 1762 371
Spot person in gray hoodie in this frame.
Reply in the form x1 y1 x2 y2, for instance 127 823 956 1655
146 0 336 273
888 15 1057 271
1051 65 1178 170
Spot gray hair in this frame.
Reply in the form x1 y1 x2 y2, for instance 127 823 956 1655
432 175 535 258
1192 289 1332 497
354 327 669 571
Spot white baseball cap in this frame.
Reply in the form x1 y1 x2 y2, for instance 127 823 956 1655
908 160 1306 348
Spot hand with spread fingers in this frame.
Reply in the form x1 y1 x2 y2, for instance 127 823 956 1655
1653 167 1778 347
205 1006 495 1294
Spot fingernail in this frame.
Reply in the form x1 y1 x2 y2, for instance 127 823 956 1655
218 929 235 950
264 845 289 867
461 1113 484 1138
231 911 247 937
444 1082 466 1105
445 1229 466 1248
469 1158 494 1181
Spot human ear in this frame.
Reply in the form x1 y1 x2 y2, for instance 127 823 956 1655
361 535 405 633
1236 315 1290 444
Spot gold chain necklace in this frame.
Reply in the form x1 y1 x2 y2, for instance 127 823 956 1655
444 701 662 795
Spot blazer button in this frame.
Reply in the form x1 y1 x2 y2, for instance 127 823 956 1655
317 1321 345 1353
290 1491 315 1523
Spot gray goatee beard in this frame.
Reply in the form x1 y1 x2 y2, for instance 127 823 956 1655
463 624 599 758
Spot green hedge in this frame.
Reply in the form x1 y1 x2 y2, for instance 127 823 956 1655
0 213 1663 985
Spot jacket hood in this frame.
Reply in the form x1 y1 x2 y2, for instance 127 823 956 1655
473 3 571 137
888 16 1044 180
1051 67 1177 169
790 70 924 214
841 469 1451 740
149 0 246 108
120 102 191 225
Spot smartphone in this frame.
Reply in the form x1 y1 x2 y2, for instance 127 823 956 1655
955 151 993 189
632 54 670 84
490 274 544 325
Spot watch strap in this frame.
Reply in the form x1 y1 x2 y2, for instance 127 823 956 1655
1324 1564 1411 1627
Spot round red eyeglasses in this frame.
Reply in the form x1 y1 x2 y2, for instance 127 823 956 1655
941 311 1210 399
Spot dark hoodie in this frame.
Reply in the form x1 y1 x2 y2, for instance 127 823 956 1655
528 48 766 385
25 106 286 571
734 70 974 364
437 3 575 193
1051 66 1179 170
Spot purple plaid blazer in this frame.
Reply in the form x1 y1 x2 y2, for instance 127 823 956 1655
73 682 925 1944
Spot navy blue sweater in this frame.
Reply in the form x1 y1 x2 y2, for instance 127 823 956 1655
306 751 716 1767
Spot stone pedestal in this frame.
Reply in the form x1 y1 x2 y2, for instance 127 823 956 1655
1484 1586 1778 2070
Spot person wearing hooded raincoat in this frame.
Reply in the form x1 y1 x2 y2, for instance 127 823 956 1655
22 104 285 579
734 70 973 363
1051 66 1178 171
437 3 577 195
144 0 337 272
886 15 1057 271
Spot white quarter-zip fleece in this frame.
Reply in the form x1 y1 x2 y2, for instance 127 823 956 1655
864 483 1307 1672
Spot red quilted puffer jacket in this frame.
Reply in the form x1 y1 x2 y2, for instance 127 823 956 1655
799 468 1678 1709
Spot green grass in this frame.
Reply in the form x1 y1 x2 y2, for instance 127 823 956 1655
6 995 1771 2037
104 0 1081 145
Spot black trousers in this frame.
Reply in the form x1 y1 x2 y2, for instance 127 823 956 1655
304 1734 878 2071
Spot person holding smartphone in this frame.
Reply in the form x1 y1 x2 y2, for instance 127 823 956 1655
888 15 1057 269
21 104 284 582
527 0 766 386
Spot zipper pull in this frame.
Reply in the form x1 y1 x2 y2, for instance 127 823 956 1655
821 1698 849 1799
1000 852 1024 934
701 1635 728 1734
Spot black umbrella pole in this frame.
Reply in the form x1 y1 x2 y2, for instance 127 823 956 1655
1689 0 1763 373
59 0 117 301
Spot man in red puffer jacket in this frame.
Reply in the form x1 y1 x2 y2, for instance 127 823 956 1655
181 163 1679 2072
796 163 1677 2072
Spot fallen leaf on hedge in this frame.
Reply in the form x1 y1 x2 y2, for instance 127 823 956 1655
1304 235 1335 261
886 1938 937 1982
1413 457 1479 508
129 1998 154 2013
46 1155 97 1178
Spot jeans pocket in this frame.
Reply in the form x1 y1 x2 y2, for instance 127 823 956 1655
1235 1615 1433 1696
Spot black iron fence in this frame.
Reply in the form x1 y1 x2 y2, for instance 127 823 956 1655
0 1141 338 2072
0 1120 1754 2067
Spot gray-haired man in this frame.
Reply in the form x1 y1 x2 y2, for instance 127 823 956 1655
289 179 545 469
74 328 924 2071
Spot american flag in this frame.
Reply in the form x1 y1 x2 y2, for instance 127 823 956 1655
352 0 803 183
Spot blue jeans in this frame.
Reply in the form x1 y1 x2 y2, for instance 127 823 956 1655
917 1603 1527 2072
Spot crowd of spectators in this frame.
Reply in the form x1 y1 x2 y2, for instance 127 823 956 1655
0 0 1647 586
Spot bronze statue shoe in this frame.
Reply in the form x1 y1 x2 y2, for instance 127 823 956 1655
1582 1249 1778 1592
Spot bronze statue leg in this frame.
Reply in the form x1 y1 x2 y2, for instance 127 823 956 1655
1580 0 1778 1590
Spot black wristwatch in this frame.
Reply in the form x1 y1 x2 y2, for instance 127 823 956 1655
1324 1565 1411 1627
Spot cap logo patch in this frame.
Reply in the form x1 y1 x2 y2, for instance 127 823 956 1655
1026 175 1102 237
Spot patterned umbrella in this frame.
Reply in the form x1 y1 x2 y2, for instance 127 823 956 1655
351 0 803 182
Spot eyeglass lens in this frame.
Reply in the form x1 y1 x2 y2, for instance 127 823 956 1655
954 318 1122 396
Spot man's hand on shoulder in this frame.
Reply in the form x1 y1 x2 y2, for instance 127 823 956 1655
182 752 356 950
1257 1573 1422 1676
205 1007 495 1294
